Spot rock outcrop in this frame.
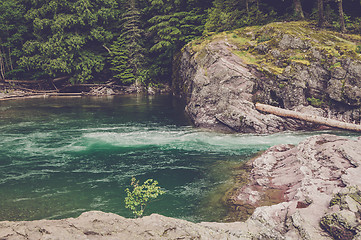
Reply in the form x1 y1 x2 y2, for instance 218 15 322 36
228 134 361 239
173 21 361 133
1 134 361 239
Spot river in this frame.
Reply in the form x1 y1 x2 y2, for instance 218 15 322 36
0 95 358 222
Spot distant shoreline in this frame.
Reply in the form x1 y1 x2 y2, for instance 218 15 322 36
0 83 171 101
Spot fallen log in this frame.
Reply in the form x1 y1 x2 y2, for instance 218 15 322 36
4 76 69 83
0 93 83 101
255 103 361 132
5 79 46 83
62 83 125 88
52 76 70 82
9 85 59 93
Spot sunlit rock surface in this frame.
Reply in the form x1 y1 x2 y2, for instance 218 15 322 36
230 134 361 239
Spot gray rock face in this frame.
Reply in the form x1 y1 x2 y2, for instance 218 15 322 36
173 40 298 133
173 40 332 133
328 60 361 106
173 25 361 133
278 34 310 50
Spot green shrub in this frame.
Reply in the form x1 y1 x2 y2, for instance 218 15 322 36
307 97 324 107
125 177 165 218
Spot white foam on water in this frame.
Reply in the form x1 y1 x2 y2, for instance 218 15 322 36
74 126 346 154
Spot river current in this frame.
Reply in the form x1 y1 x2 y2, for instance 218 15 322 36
0 95 358 222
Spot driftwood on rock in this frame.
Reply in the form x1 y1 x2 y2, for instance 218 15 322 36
255 102 361 132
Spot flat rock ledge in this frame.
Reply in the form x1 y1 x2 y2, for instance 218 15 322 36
1 134 361 240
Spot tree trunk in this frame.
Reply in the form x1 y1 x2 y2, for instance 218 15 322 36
245 0 249 17
293 0 304 19
8 46 13 71
338 0 346 32
256 0 259 22
0 48 5 82
318 0 325 27
255 103 361 132
1 46 9 72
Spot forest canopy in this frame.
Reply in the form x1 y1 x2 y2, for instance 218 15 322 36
0 0 361 86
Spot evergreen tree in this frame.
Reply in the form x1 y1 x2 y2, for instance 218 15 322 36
146 0 209 82
19 0 119 83
109 37 135 83
293 0 304 19
109 0 147 85
0 0 28 81
318 0 326 27
1 0 361 85
337 0 346 32
204 0 275 32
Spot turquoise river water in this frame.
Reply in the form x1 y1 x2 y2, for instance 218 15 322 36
0 95 359 222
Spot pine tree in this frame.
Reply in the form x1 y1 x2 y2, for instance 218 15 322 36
318 0 326 27
110 0 146 85
109 37 135 83
19 0 118 83
0 0 27 81
146 0 209 81
293 0 304 19
337 0 346 32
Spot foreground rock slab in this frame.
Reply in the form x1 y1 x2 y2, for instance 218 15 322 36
1 134 361 239
0 211 249 240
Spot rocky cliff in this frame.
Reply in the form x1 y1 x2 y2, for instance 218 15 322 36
173 21 361 133
1 134 361 239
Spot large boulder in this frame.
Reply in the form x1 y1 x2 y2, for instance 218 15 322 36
173 21 361 133
173 40 297 133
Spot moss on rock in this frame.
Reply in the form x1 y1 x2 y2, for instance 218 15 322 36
189 20 361 80
322 186 361 240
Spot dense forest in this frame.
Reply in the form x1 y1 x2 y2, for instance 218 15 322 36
1 0 361 87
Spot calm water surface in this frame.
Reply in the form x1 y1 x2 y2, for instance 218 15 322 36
0 95 359 222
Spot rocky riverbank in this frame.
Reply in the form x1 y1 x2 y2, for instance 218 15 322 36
0 82 170 101
226 134 361 239
1 134 361 239
173 21 361 134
